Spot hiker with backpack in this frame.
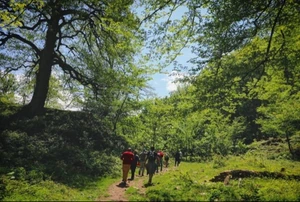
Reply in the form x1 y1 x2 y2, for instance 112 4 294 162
145 146 158 185
120 148 134 185
164 152 170 168
130 150 140 180
158 150 164 171
157 150 164 172
175 149 182 167
138 149 147 176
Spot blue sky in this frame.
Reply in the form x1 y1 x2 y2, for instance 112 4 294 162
148 47 195 98
138 5 196 98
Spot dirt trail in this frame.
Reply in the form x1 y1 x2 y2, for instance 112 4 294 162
96 175 146 202
96 167 171 202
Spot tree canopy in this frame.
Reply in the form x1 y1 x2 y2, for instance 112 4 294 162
0 0 299 167
0 0 146 116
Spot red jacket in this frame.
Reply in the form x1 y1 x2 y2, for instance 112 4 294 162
121 151 134 164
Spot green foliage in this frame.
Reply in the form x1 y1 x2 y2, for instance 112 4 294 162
147 189 176 202
0 105 127 186
246 138 297 161
234 140 248 155
14 167 26 181
209 185 242 201
125 186 145 201
212 155 226 169
238 180 260 201
0 0 44 27
1 0 144 116
258 179 300 201
0 72 18 104
0 175 111 201
1 0 300 201
127 149 300 201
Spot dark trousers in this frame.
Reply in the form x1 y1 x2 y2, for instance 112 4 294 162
130 166 136 180
175 158 180 166
159 158 163 171
165 159 169 167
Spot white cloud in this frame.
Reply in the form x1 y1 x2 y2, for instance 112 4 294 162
163 70 185 92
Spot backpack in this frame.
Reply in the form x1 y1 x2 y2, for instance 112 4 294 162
140 151 146 161
148 151 155 161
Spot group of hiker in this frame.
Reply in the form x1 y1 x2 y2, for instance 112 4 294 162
120 146 182 185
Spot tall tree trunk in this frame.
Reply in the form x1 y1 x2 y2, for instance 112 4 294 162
27 49 53 116
285 131 294 158
25 14 59 117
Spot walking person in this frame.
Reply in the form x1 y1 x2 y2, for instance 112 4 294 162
130 150 140 180
145 146 158 185
156 152 160 173
138 149 147 176
175 149 182 167
157 150 164 172
164 152 170 168
120 148 134 185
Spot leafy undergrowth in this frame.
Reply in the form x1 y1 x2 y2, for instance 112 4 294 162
134 159 300 201
1 138 300 201
0 174 118 201
0 103 126 200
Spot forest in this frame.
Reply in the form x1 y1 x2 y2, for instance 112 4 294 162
0 0 300 201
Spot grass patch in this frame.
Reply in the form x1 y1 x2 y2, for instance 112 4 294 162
1 175 119 201
126 186 147 201
126 154 300 201
2 138 300 201
258 179 300 201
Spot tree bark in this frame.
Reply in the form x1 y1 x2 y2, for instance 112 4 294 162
25 13 60 117
285 131 294 158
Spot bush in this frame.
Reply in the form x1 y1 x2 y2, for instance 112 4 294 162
147 189 175 202
14 167 26 181
208 184 241 201
212 155 226 168
0 107 128 186
234 140 249 154
27 170 44 184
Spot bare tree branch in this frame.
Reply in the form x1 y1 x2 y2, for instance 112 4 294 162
0 31 41 56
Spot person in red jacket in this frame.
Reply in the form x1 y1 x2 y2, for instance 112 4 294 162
120 148 134 185
157 150 164 172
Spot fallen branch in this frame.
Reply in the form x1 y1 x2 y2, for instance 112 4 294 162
210 169 300 182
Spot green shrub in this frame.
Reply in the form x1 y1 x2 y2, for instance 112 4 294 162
147 189 175 202
209 189 221 201
212 155 226 168
27 169 44 184
14 167 26 181
234 140 249 154
0 176 6 200
238 179 260 201
208 184 241 201
258 179 300 201
0 107 128 186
